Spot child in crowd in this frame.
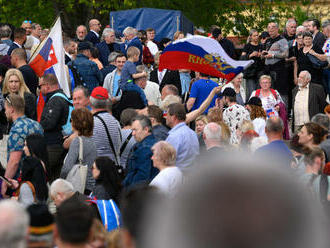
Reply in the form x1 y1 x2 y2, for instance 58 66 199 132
120 46 148 105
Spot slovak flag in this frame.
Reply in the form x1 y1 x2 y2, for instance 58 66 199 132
29 17 70 121
159 35 254 82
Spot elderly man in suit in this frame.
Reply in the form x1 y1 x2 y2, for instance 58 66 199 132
85 19 101 45
292 70 327 132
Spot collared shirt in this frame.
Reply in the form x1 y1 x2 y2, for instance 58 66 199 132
158 69 167 83
166 122 199 170
91 30 99 38
7 115 43 161
13 41 22 48
294 84 309 126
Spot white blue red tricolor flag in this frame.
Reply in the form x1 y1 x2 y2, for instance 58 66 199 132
159 35 254 81
29 17 69 121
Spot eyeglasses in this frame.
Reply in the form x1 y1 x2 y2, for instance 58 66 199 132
24 20 32 23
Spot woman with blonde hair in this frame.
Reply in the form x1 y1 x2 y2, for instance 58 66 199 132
173 31 184 41
2 68 36 120
207 107 231 146
250 74 284 117
150 141 183 196
195 115 208 135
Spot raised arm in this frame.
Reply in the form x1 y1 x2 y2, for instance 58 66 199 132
186 86 222 124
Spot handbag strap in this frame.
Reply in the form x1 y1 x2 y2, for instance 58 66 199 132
95 114 120 166
78 136 83 164
120 132 133 157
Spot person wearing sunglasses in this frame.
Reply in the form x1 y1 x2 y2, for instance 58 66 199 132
21 20 32 35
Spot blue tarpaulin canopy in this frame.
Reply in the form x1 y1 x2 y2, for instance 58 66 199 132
110 8 194 41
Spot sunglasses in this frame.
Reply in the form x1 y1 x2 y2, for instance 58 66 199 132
24 20 32 23
5 96 12 105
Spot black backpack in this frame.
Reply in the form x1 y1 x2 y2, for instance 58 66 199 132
68 62 84 88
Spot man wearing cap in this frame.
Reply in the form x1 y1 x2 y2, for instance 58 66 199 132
68 41 102 93
222 88 250 145
90 87 122 164
212 28 236 59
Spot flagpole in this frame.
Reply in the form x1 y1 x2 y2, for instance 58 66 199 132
28 14 62 63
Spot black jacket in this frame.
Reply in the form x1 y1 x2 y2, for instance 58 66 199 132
40 89 69 145
292 83 327 128
85 31 100 45
149 69 182 95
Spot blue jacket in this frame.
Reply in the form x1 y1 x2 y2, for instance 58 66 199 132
124 37 143 65
96 41 121 67
68 54 102 92
123 134 159 187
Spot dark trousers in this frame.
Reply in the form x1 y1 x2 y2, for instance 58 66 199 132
47 144 64 183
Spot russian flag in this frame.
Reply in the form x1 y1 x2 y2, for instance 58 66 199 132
159 35 254 82
29 17 70 121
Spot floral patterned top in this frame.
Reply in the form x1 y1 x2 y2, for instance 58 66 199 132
223 104 250 144
7 115 43 161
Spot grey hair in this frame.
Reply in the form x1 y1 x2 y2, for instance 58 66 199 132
204 122 222 141
50 179 74 198
311 113 329 131
265 117 284 133
31 23 40 30
133 115 152 132
0 200 29 248
102 27 115 40
123 27 137 36
0 25 12 38
296 25 306 33
300 70 311 81
269 22 279 28
322 20 330 29
160 95 182 111
108 51 120 63
90 96 109 109
286 19 297 27
73 85 89 98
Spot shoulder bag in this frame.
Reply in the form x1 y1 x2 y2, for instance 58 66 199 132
66 137 88 194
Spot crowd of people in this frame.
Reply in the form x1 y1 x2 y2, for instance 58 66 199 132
0 16 330 248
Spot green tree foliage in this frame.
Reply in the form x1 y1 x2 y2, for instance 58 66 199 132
0 0 311 37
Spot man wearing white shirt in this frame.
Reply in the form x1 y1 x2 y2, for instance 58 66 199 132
30 23 41 46
292 71 327 132
85 19 101 45
136 65 161 105
146 28 159 56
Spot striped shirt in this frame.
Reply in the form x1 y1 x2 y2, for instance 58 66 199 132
92 111 122 164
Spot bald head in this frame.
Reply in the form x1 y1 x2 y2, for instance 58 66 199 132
76 25 87 40
89 19 101 33
203 122 222 149
265 117 284 134
161 84 179 100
